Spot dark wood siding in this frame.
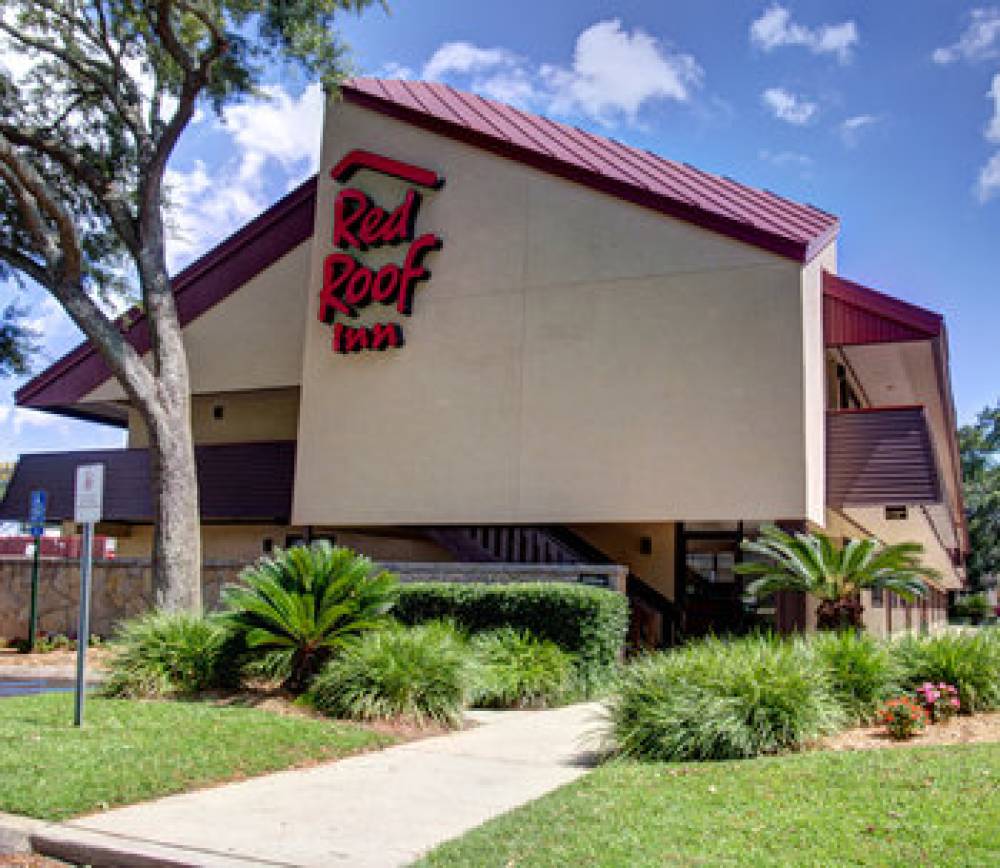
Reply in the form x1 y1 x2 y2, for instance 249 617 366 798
826 408 941 507
0 442 295 523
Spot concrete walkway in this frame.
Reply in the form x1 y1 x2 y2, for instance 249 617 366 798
32 702 605 867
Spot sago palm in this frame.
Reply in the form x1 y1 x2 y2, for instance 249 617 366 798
735 525 939 630
219 542 397 691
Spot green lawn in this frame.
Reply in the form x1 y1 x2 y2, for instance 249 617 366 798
421 743 1000 867
0 693 391 820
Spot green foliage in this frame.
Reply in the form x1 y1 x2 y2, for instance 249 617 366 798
0 303 36 376
220 542 397 691
959 402 1000 585
737 525 938 629
394 582 628 691
953 592 993 619
893 628 1000 713
103 611 239 698
469 628 576 709
308 622 469 727
608 634 843 761
807 630 900 723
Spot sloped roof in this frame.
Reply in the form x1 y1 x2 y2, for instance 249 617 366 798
341 78 839 262
823 271 943 346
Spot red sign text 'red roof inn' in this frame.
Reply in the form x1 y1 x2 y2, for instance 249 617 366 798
2 78 966 641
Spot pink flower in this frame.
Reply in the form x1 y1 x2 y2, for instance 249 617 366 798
950 698 960 708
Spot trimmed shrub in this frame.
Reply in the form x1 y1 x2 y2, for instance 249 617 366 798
394 582 628 691
808 630 900 723
219 542 397 691
893 628 1000 713
307 622 469 727
470 628 576 708
608 634 843 761
103 611 240 698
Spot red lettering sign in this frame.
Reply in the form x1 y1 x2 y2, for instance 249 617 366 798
318 153 443 354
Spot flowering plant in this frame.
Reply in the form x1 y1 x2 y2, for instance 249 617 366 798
878 696 928 740
914 682 961 722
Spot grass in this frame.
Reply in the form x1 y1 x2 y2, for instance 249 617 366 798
420 743 1000 867
0 693 392 820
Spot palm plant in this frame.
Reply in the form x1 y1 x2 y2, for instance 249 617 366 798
219 542 397 691
735 526 938 630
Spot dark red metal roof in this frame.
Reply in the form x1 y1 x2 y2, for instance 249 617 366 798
823 271 943 347
342 78 839 263
826 407 942 507
15 177 317 410
0 441 295 523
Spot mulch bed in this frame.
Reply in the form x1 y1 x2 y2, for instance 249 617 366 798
820 711 1000 752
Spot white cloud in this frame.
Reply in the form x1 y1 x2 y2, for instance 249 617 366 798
423 42 520 82
759 148 812 168
540 20 702 123
417 20 701 126
976 150 1000 201
985 73 1000 143
761 87 817 124
0 404 62 435
164 83 323 270
840 113 880 146
750 4 858 64
933 7 1000 65
378 61 415 80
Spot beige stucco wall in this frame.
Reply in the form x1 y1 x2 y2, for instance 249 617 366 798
801 245 836 521
824 506 961 589
83 242 312 404
570 522 676 600
126 388 300 447
292 99 821 526
113 523 452 563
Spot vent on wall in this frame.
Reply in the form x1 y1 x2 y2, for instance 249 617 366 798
885 505 908 521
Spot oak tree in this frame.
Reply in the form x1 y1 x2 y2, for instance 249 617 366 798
0 1 379 609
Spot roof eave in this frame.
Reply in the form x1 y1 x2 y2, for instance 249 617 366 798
341 84 833 265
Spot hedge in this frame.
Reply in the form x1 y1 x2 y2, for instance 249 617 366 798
393 582 629 690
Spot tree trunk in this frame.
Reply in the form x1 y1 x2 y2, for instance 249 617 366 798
139 219 202 612
147 405 202 611
815 597 864 631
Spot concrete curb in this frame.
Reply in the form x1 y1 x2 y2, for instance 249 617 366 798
0 812 49 855
31 826 266 867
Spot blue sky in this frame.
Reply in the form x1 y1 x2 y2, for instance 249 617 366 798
2 1 999 460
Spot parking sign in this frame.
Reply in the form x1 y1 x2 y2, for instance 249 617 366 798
74 464 104 524
29 490 47 538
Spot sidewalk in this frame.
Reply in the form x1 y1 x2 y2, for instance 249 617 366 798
32 702 605 867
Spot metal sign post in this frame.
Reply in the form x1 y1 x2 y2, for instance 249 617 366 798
73 464 103 727
27 490 47 652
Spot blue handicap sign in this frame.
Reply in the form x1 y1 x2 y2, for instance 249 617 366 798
29 490 47 538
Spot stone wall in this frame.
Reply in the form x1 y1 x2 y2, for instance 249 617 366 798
0 558 626 639
0 558 244 640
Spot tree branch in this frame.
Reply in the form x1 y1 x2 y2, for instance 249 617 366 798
0 122 139 253
0 134 82 284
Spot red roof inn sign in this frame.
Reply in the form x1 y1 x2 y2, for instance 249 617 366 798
318 150 444 353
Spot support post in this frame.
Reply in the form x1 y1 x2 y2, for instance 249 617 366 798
74 522 94 727
28 543 40 652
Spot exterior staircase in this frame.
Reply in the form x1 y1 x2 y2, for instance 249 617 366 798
420 525 678 647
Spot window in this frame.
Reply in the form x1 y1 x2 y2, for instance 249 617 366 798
871 586 884 607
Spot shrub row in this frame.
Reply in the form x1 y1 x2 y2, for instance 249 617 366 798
609 628 1000 762
393 582 628 691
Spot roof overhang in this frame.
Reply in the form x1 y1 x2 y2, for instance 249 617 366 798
823 271 968 559
341 79 840 264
